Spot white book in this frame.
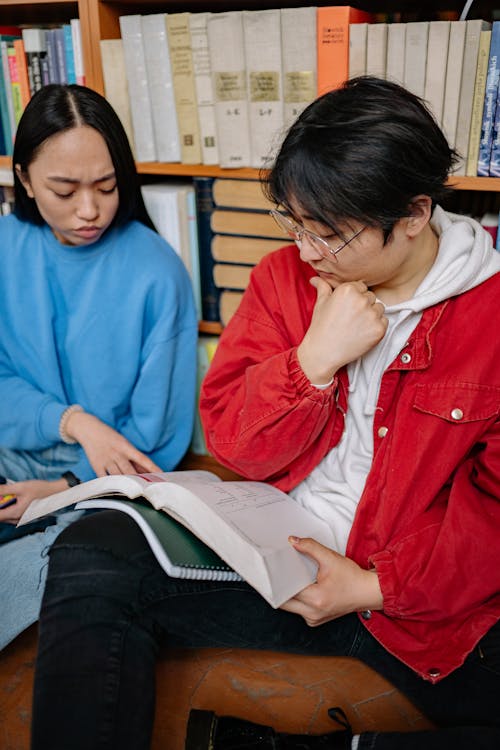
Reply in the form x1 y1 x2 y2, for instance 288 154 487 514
281 6 317 129
19 470 337 609
404 22 429 98
166 12 203 165
366 23 388 79
349 22 368 79
455 19 492 175
243 8 284 168
140 14 181 164
424 21 451 128
207 11 251 168
100 39 135 157
189 12 219 165
386 23 406 86
141 182 200 316
442 21 467 149
466 29 492 176
70 18 85 85
118 14 157 162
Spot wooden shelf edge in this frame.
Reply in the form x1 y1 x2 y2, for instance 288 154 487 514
2 154 500 189
199 321 223 334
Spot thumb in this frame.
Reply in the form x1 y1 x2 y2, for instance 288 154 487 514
289 536 337 566
309 275 333 299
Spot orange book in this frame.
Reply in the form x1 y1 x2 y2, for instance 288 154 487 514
317 6 372 95
13 38 30 109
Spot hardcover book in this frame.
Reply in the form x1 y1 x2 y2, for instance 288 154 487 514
19 470 337 608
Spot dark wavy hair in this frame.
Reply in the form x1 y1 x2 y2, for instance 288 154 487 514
264 76 458 241
13 84 154 230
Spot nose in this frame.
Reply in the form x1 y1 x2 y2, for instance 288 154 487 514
75 190 99 221
297 233 325 262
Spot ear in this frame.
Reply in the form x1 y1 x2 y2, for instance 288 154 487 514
15 164 34 199
406 195 433 237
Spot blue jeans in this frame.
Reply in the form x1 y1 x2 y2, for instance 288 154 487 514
0 444 85 648
32 511 500 750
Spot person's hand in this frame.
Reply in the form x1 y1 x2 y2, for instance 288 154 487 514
0 478 68 524
64 411 162 477
280 536 383 626
297 278 388 385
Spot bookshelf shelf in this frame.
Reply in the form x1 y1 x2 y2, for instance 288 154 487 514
3 153 500 191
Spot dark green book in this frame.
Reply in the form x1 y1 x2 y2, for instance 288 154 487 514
77 497 241 581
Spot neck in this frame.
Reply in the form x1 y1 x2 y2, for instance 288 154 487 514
373 223 439 305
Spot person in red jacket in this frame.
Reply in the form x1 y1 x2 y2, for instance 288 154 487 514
32 77 500 750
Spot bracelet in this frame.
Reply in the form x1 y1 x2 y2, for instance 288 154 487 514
59 404 84 444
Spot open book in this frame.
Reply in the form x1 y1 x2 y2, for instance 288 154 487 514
19 470 336 608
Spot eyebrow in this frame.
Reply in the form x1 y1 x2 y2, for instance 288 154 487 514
46 172 116 185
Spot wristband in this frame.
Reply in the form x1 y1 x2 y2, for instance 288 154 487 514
59 404 84 444
61 471 81 487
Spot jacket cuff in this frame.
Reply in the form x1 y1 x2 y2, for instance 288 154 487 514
369 549 404 618
288 348 338 400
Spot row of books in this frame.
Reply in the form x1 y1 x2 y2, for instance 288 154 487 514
350 18 500 178
106 6 371 168
104 8 500 177
0 21 85 155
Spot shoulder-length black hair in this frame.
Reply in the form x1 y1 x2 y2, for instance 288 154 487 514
13 83 154 230
264 76 458 238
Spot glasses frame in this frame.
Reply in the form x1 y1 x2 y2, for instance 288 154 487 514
269 209 366 261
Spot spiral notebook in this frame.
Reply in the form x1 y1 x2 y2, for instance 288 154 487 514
77 497 241 581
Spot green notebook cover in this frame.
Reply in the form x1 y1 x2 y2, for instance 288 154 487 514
77 497 242 581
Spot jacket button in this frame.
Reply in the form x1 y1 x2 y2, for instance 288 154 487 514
378 426 388 438
400 352 411 364
360 609 372 620
428 668 441 678
450 408 463 420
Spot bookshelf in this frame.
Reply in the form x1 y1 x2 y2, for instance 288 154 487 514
0 0 499 191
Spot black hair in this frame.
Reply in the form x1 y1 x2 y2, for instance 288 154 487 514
13 84 154 230
264 76 458 240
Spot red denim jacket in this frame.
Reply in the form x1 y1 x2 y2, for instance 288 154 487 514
200 246 500 682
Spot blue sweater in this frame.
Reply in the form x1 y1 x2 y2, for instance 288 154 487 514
0 214 198 481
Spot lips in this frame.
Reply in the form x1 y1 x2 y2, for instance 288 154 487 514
73 226 101 240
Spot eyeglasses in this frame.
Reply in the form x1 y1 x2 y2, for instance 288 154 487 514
269 209 365 261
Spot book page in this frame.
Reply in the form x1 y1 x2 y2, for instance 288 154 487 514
18 469 219 526
150 480 336 552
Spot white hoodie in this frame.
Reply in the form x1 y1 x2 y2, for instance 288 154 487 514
290 207 500 554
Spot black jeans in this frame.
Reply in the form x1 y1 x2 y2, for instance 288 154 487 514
32 511 500 750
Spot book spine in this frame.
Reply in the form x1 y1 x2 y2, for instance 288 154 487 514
243 8 284 169
63 24 76 84
348 22 368 79
7 44 23 126
193 176 220 322
119 14 157 163
366 23 388 79
13 38 30 109
467 30 492 176
70 18 85 85
207 11 251 168
280 7 316 130
140 13 181 164
54 27 68 83
317 6 372 96
45 29 59 83
403 21 429 98
0 40 15 153
454 20 490 175
189 12 219 166
441 21 467 148
423 21 450 128
166 12 203 165
385 23 406 85
477 22 500 176
100 39 136 156
186 186 202 320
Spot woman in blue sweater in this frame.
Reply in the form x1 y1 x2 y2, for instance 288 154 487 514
0 84 198 648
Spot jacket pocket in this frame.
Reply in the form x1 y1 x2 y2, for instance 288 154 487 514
413 382 500 424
